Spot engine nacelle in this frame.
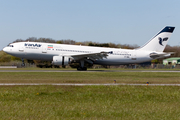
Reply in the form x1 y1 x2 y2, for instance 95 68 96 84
52 56 70 66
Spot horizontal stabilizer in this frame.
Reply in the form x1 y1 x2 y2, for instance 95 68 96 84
150 52 175 59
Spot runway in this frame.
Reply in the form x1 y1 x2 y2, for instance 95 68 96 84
0 83 180 86
1 69 180 72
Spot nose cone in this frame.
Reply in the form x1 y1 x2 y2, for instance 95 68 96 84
3 47 8 53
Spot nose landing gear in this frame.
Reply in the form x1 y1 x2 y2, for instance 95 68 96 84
21 58 25 67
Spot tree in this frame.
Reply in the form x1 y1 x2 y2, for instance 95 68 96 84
0 52 11 62
11 56 21 61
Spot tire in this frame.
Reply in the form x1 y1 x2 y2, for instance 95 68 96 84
77 67 87 71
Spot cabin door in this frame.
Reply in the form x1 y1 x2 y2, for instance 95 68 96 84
19 44 24 52
131 50 136 60
42 44 47 53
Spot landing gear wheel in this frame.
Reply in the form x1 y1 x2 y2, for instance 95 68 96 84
82 67 87 71
21 58 25 67
77 67 87 71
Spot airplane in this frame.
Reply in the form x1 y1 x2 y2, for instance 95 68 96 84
3 26 175 70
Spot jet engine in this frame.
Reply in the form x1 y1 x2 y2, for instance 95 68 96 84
52 56 70 66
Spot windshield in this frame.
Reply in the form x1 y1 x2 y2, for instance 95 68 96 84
7 44 14 47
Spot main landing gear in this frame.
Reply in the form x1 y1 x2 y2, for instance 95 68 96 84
77 60 87 71
77 67 87 71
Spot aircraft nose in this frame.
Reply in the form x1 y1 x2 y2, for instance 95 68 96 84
3 47 8 53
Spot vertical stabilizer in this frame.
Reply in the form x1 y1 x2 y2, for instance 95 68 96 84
138 26 175 52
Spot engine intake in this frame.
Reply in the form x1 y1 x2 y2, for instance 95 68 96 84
52 56 70 66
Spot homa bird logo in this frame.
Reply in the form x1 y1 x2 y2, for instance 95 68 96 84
158 37 168 46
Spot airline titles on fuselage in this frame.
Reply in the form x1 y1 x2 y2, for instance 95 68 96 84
24 43 42 49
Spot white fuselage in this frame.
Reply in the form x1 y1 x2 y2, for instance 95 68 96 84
3 42 154 65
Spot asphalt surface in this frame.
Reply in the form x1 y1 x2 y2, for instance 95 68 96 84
0 83 180 86
1 70 180 72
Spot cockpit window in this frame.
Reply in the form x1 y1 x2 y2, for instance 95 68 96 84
7 45 14 47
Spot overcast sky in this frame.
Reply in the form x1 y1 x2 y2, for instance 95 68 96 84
0 0 180 50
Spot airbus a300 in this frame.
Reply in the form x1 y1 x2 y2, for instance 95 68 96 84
3 26 175 70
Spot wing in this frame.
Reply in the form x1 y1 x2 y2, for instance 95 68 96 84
64 52 109 63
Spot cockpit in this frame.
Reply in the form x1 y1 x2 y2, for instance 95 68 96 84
3 44 15 53
7 44 14 47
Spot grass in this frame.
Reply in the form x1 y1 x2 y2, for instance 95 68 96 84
0 85 180 119
0 72 180 84
1 71 180 119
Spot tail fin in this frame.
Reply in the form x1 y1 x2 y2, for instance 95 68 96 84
138 26 175 52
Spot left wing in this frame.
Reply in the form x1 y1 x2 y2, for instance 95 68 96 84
64 52 109 63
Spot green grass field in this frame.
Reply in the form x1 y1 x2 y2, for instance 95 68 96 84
0 85 180 119
0 71 180 119
0 71 180 84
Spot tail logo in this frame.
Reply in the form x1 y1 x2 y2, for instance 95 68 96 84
159 37 168 46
